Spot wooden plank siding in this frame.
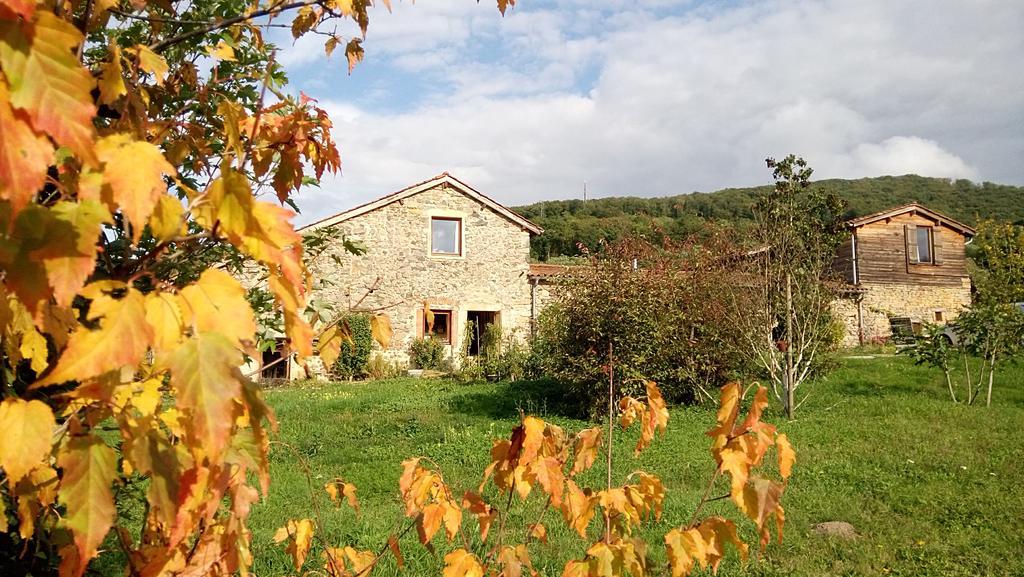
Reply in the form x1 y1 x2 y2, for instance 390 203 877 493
850 213 969 287
833 234 855 284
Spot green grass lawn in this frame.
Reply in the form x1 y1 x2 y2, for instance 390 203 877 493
248 356 1024 577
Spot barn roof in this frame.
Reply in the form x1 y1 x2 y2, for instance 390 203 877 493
299 172 543 235
846 203 975 236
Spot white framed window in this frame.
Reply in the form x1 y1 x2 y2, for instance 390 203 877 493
916 226 933 263
431 217 462 256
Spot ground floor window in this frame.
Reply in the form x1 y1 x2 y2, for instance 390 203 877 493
425 309 452 343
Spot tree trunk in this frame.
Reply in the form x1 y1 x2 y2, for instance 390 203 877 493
986 353 996 407
784 272 795 419
943 368 957 403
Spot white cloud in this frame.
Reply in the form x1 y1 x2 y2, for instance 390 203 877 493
282 0 1024 224
847 136 978 180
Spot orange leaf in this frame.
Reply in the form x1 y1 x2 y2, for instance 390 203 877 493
0 84 53 215
442 549 484 577
388 534 404 569
164 333 244 462
345 38 364 73
497 544 535 577
734 476 785 548
462 491 497 542
776 433 795 480
561 480 597 538
57 435 117 577
570 427 602 476
0 12 96 163
528 523 547 544
0 398 56 483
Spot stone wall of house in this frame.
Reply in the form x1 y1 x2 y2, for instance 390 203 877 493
307 182 534 369
833 278 972 346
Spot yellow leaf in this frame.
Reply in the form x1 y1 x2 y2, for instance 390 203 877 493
33 200 111 307
94 134 176 241
370 313 392 349
134 44 169 83
178 268 257 351
15 465 58 539
324 479 359 513
0 12 97 163
217 100 245 159
34 285 152 388
206 39 236 61
145 290 185 353
97 44 127 104
345 38 364 74
343 546 376 576
274 518 314 571
163 333 245 462
57 435 117 577
442 549 484 577
148 194 185 243
0 398 56 483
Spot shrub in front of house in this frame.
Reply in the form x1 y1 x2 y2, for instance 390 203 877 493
333 314 373 379
458 323 539 382
409 336 449 370
535 234 752 415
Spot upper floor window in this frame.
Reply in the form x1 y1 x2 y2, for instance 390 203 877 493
431 217 462 256
916 226 932 263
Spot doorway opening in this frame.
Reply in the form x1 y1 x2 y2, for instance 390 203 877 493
261 341 288 380
466 311 499 356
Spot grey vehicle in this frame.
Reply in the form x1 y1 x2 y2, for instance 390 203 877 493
942 302 1024 346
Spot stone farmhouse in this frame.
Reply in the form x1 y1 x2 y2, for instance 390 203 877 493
278 173 556 375
832 203 975 346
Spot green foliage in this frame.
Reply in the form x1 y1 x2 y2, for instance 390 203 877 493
333 314 373 379
971 220 1024 305
458 323 537 382
516 175 1024 260
536 235 749 413
409 336 448 370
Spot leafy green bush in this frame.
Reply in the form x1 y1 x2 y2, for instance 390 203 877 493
457 323 539 382
409 336 448 370
536 235 751 414
333 314 373 379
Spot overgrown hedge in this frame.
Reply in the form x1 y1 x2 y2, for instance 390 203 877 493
535 235 752 414
333 314 373 378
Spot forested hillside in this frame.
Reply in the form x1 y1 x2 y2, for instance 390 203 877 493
515 175 1024 260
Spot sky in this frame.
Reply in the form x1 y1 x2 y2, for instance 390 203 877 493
272 0 1024 226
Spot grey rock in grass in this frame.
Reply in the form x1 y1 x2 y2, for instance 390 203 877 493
812 521 858 540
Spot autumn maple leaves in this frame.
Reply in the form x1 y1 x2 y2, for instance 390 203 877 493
272 380 794 577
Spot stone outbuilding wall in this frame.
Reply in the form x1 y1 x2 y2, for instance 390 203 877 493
302 177 538 370
833 279 972 346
